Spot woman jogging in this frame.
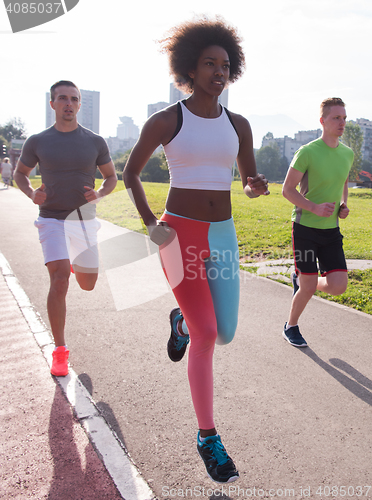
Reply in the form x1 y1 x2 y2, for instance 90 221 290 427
124 17 269 483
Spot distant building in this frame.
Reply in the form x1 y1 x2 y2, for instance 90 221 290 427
79 90 100 133
219 88 229 108
117 116 139 142
169 83 188 104
46 88 100 133
262 118 372 165
148 102 169 118
106 136 136 156
294 129 322 144
262 129 322 164
45 93 53 128
105 116 139 155
352 118 372 162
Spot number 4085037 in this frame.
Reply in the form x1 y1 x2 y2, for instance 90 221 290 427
6 3 62 14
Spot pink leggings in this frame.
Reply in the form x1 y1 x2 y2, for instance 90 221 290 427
160 212 240 429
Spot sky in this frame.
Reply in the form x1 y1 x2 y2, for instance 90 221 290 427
1 0 372 149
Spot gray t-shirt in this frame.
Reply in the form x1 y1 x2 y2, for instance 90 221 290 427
20 125 111 219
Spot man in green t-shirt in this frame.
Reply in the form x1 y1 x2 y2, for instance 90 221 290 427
282 97 354 347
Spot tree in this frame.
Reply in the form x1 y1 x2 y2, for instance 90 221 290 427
0 118 27 143
341 122 363 181
113 150 170 182
114 149 132 173
278 156 289 180
140 153 169 183
262 131 274 142
255 145 281 181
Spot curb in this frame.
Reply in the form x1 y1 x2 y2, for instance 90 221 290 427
0 251 156 500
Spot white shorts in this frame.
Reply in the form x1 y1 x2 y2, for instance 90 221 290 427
34 216 101 269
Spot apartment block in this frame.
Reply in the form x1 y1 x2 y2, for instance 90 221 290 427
262 129 322 164
354 118 372 162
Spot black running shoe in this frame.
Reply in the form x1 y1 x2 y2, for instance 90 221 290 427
282 323 308 347
197 432 239 483
292 272 299 296
167 308 190 362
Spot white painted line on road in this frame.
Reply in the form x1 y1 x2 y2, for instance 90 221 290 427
0 252 156 500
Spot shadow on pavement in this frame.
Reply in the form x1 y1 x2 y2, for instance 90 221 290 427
301 349 372 406
47 382 122 499
78 372 127 448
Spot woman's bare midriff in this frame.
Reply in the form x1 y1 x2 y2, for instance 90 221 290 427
165 187 232 222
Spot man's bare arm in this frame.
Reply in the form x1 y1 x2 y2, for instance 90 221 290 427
14 160 46 205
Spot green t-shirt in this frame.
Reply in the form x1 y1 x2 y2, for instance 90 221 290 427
290 138 354 229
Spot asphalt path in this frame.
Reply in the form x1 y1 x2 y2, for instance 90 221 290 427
1 185 372 500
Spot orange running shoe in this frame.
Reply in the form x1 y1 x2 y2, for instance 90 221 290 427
51 346 70 376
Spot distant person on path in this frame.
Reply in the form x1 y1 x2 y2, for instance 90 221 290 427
282 97 354 347
124 17 269 483
14 80 117 376
1 157 13 188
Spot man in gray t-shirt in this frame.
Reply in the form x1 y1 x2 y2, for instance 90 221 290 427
14 80 117 377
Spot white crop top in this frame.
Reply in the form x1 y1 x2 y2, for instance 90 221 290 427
163 101 239 190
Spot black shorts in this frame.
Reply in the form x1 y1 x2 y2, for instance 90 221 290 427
292 222 347 276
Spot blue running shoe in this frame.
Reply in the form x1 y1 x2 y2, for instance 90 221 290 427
292 272 299 296
282 323 308 347
197 432 239 483
167 308 189 362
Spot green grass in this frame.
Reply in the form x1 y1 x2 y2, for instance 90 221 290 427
232 182 372 261
315 269 372 314
25 177 372 315
232 182 294 260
